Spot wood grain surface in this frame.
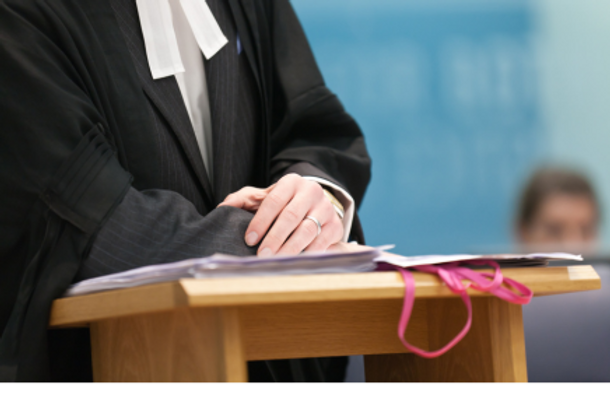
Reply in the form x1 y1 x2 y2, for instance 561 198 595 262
59 265 600 382
364 298 528 382
50 265 601 328
241 299 428 361
90 307 247 382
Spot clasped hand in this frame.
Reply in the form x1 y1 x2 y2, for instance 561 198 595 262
219 174 344 257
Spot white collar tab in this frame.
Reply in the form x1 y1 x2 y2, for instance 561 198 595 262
136 0 228 80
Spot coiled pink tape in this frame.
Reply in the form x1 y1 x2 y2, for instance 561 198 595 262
393 260 533 358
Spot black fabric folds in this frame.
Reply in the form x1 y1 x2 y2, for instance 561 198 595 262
0 125 131 381
41 125 132 235
0 0 371 382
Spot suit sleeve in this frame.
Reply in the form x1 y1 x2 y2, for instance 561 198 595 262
76 188 256 281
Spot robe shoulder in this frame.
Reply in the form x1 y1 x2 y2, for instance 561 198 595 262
266 0 371 208
0 0 85 30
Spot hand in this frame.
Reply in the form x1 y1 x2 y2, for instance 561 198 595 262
219 174 344 256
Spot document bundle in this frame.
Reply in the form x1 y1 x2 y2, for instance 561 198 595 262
65 247 382 297
66 247 582 297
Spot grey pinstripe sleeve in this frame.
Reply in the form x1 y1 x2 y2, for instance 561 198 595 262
75 187 257 281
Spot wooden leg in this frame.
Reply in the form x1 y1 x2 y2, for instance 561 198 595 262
365 298 528 382
89 307 247 382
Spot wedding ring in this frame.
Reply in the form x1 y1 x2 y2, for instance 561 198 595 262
305 215 322 236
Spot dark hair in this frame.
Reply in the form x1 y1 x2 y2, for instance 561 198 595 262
516 167 599 229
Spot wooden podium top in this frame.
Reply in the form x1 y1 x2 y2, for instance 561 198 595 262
49 265 601 328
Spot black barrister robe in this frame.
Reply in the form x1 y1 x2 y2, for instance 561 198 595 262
0 0 371 382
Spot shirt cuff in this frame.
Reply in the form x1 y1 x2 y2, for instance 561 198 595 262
302 176 355 243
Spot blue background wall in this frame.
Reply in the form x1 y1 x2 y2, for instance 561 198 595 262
289 1 610 381
292 0 545 255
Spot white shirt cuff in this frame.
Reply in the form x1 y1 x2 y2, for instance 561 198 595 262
302 176 355 243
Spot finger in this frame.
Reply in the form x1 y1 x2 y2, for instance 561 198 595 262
256 182 322 254
246 175 300 247
218 187 267 211
218 193 247 209
304 215 344 253
275 195 337 255
275 209 326 256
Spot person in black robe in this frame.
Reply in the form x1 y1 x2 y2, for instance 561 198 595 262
0 0 371 382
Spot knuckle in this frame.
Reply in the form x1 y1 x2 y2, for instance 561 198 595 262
302 221 318 238
322 202 335 216
282 207 301 223
265 192 284 208
307 181 324 196
316 231 330 246
281 173 300 185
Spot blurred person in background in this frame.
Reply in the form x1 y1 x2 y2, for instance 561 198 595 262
518 167 610 382
515 167 600 254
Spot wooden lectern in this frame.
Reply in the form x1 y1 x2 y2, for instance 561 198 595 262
49 265 601 382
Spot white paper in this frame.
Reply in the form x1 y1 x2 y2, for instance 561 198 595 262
65 248 382 297
376 252 583 268
65 246 583 297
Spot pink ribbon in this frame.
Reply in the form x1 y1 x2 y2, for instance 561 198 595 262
393 260 533 358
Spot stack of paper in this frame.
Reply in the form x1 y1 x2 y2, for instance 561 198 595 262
376 252 583 268
65 247 583 298
65 247 382 297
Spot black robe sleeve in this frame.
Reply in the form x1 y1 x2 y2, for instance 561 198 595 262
0 1 133 381
268 0 371 211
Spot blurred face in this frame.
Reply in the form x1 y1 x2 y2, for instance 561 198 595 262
518 193 599 253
